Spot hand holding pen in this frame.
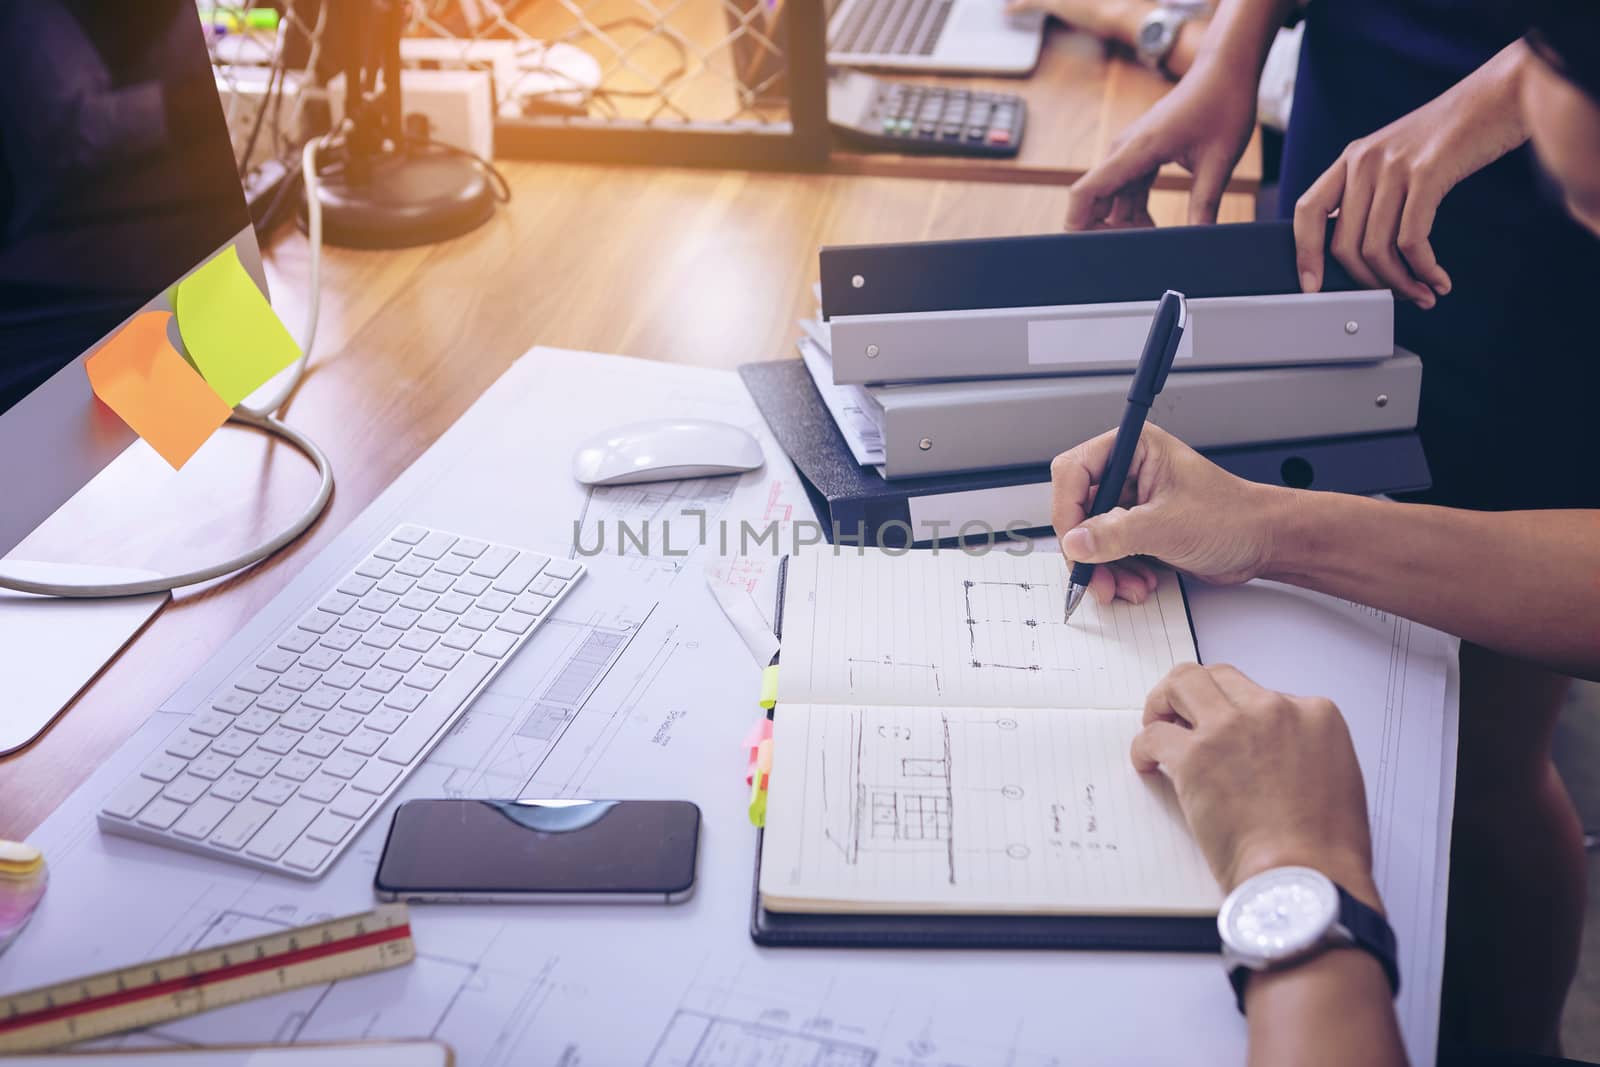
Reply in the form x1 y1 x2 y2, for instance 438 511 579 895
1062 290 1187 622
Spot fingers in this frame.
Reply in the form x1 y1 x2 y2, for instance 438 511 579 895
1143 662 1230 729
1088 564 1119 606
1061 505 1159 565
1066 138 1162 231
1204 663 1265 707
1051 430 1120 549
1293 160 1345 293
1186 153 1228 226
1361 174 1435 307
1131 720 1190 773
1396 191 1451 297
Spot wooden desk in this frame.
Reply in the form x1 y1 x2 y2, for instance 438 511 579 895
0 166 1251 838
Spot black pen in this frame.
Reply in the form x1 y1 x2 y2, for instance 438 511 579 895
1063 289 1187 623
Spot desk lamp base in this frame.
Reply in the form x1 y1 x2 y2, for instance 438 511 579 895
306 147 496 250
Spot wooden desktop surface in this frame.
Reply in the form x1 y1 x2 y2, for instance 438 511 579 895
0 166 1250 838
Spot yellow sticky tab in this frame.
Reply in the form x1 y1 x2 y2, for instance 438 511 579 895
759 664 779 709
748 774 768 828
84 311 233 469
174 245 301 406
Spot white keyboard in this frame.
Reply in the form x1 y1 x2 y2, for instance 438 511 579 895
98 524 584 879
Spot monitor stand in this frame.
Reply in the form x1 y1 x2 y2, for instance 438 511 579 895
0 561 169 756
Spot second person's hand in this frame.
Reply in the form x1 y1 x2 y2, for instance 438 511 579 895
1049 424 1290 605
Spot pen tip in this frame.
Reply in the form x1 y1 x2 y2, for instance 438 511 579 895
1063 584 1086 624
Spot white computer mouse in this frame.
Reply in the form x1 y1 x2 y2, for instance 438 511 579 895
571 419 765 486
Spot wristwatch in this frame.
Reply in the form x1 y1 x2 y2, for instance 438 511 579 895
1135 2 1205 79
1217 866 1400 1014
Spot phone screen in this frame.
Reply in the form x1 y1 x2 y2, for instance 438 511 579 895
375 799 700 899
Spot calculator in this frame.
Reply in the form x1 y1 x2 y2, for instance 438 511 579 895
827 69 1025 157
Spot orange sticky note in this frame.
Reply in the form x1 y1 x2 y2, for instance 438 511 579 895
84 311 232 469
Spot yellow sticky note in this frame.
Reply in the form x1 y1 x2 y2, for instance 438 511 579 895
173 245 301 406
84 311 232 469
747 773 768 828
759 665 779 709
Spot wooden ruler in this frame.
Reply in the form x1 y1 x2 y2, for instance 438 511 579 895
0 903 414 1053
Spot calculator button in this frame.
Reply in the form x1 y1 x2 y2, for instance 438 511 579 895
987 129 1014 146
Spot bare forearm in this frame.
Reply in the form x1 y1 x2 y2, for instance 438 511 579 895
1246 949 1407 1067
1191 0 1293 77
1266 492 1600 679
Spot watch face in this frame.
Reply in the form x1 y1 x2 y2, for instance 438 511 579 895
1218 867 1340 963
1139 20 1168 49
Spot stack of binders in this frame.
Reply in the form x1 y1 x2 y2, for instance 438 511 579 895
740 221 1432 548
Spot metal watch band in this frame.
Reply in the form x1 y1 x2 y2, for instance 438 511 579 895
1227 884 1400 1014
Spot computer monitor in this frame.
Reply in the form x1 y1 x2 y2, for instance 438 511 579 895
0 1 267 559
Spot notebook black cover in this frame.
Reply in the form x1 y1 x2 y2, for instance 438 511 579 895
750 557 1221 952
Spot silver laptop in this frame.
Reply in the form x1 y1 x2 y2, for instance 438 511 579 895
827 0 1046 74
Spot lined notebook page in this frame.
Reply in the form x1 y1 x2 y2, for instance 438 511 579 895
781 550 1198 710
760 703 1221 914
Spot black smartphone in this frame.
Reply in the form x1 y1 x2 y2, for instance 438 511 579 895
374 799 700 904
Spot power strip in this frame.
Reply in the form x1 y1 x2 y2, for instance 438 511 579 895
328 67 495 160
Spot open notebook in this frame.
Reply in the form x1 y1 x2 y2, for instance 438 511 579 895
760 549 1220 917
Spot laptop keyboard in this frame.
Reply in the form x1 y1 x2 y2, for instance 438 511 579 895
831 0 954 56
97 524 584 880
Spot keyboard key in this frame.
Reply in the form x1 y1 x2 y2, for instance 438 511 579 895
340 690 381 714
418 611 455 634
399 630 439 653
341 608 382 633
382 607 423 631
298 731 342 759
350 761 401 795
373 540 410 562
360 627 401 650
174 796 235 840
330 790 374 820
212 728 256 756
422 647 462 671
354 558 392 579
318 592 357 615
320 627 362 652
543 559 582 580
477 590 514 613
400 590 438 613
136 798 186 830
343 645 384 670
299 773 344 803
413 531 458 559
381 649 421 672
234 669 277 694
322 664 365 690
378 573 417 595
360 668 404 693
360 591 400 614
391 524 428 545
258 727 302 755
244 798 321 860
492 554 548 594
406 666 447 691
460 609 497 632
284 838 332 872
323 752 366 779
307 811 358 845
434 555 469 576
342 729 386 757
300 646 341 671
280 708 323 733
163 774 211 805
531 577 567 598
278 666 321 692
210 772 257 803
298 610 340 635
278 629 319 654
395 556 432 577
441 628 479 651
453 574 491 596
450 539 488 559
417 572 454 594
514 593 553 616
301 684 343 711
189 751 234 780
435 592 473 615
277 753 321 782
190 712 232 737
256 648 299 673
140 754 187 783
252 776 298 806
469 545 517 578
365 709 407 734
379 652 494 766
256 687 299 713
234 751 280 778
235 709 277 735
474 631 517 659
383 688 426 712
166 730 211 759
103 775 162 819
338 573 378 597
494 611 536 636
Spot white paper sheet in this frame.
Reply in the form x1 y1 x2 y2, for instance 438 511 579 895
797 335 885 466
0 350 1456 1067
